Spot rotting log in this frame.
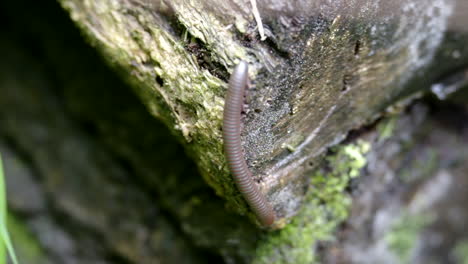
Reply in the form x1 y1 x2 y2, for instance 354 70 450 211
1 0 468 263
58 0 468 225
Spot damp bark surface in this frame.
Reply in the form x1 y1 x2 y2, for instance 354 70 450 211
57 0 468 222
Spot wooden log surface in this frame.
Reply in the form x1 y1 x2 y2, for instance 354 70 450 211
1 0 468 262
58 0 468 223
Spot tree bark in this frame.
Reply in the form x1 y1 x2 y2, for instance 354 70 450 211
58 0 468 222
1 0 468 263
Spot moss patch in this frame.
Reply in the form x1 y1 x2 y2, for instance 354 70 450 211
385 212 433 264
453 239 468 264
377 116 397 142
254 141 370 264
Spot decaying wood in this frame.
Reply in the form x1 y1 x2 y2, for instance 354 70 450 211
2 0 468 263
59 0 468 223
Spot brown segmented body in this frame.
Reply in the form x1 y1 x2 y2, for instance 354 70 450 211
223 61 275 227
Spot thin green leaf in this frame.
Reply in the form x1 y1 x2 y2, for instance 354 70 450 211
0 231 4 264
0 154 19 264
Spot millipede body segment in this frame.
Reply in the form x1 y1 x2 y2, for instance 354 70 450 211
222 61 275 227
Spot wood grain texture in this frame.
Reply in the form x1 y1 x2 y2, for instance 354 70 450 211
59 0 468 222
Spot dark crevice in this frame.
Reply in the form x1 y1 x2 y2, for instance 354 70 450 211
354 39 361 56
184 34 231 81
79 129 226 262
425 96 468 133
151 1 232 82
243 19 292 60
159 1 187 38
342 114 385 144
0 0 227 262
342 74 352 92
262 34 292 59
155 75 164 86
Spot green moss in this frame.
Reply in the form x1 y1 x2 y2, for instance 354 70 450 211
385 212 433 264
254 141 371 264
58 0 254 214
377 116 397 142
399 149 439 183
453 240 468 264
7 214 47 264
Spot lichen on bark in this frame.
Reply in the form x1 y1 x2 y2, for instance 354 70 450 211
254 141 370 263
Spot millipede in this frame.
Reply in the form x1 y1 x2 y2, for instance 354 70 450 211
222 61 276 227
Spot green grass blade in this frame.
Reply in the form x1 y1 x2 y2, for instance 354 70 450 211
0 154 6 223
0 154 19 264
0 230 4 264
